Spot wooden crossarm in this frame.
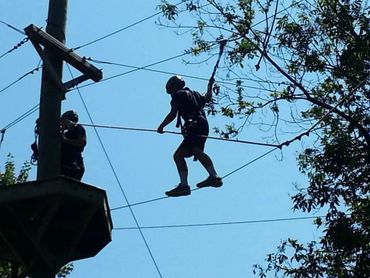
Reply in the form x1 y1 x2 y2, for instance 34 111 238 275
24 24 102 82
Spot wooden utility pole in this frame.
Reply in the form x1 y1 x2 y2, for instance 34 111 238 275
0 3 110 278
37 0 68 180
33 1 67 276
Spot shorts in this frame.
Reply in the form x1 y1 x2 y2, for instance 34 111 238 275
178 116 209 158
61 156 85 181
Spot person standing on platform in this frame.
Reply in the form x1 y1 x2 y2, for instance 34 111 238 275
60 110 86 181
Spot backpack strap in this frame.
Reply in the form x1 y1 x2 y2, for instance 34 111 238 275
176 111 182 128
173 88 206 131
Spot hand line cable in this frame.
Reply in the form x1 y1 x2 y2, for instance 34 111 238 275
79 123 280 148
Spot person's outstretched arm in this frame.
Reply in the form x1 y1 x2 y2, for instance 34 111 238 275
157 104 178 133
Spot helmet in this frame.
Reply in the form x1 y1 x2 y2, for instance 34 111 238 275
61 110 78 123
166 75 185 93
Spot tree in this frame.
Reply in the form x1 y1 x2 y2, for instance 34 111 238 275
0 155 74 278
158 0 370 277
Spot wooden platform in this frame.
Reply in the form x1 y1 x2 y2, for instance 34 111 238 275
0 176 113 273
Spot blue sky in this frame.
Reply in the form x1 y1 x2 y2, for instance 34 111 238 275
1 1 322 277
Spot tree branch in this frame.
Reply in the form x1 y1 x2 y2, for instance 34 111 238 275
207 0 370 147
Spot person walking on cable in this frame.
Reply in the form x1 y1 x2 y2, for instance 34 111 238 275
157 75 222 197
60 110 86 181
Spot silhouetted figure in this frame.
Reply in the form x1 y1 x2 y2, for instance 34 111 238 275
157 76 222 197
61 110 86 181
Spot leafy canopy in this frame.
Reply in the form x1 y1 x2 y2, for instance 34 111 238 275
159 0 370 277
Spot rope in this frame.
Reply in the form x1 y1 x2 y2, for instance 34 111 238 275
79 123 281 148
72 13 161 51
210 39 227 81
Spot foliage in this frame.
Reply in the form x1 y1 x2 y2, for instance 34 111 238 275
0 154 30 187
0 155 74 278
57 264 74 278
159 0 370 277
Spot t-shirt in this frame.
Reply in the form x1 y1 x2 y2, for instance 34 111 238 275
171 87 207 122
61 124 85 162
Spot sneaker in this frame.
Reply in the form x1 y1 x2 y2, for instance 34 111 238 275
165 184 191 197
196 176 223 188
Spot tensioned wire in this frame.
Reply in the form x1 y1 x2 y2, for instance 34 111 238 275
74 52 191 90
0 19 25 35
66 65 164 278
71 1 187 51
0 66 41 95
0 105 39 153
1 105 39 132
0 62 41 151
113 215 325 230
0 37 29 60
70 0 300 52
0 60 42 149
